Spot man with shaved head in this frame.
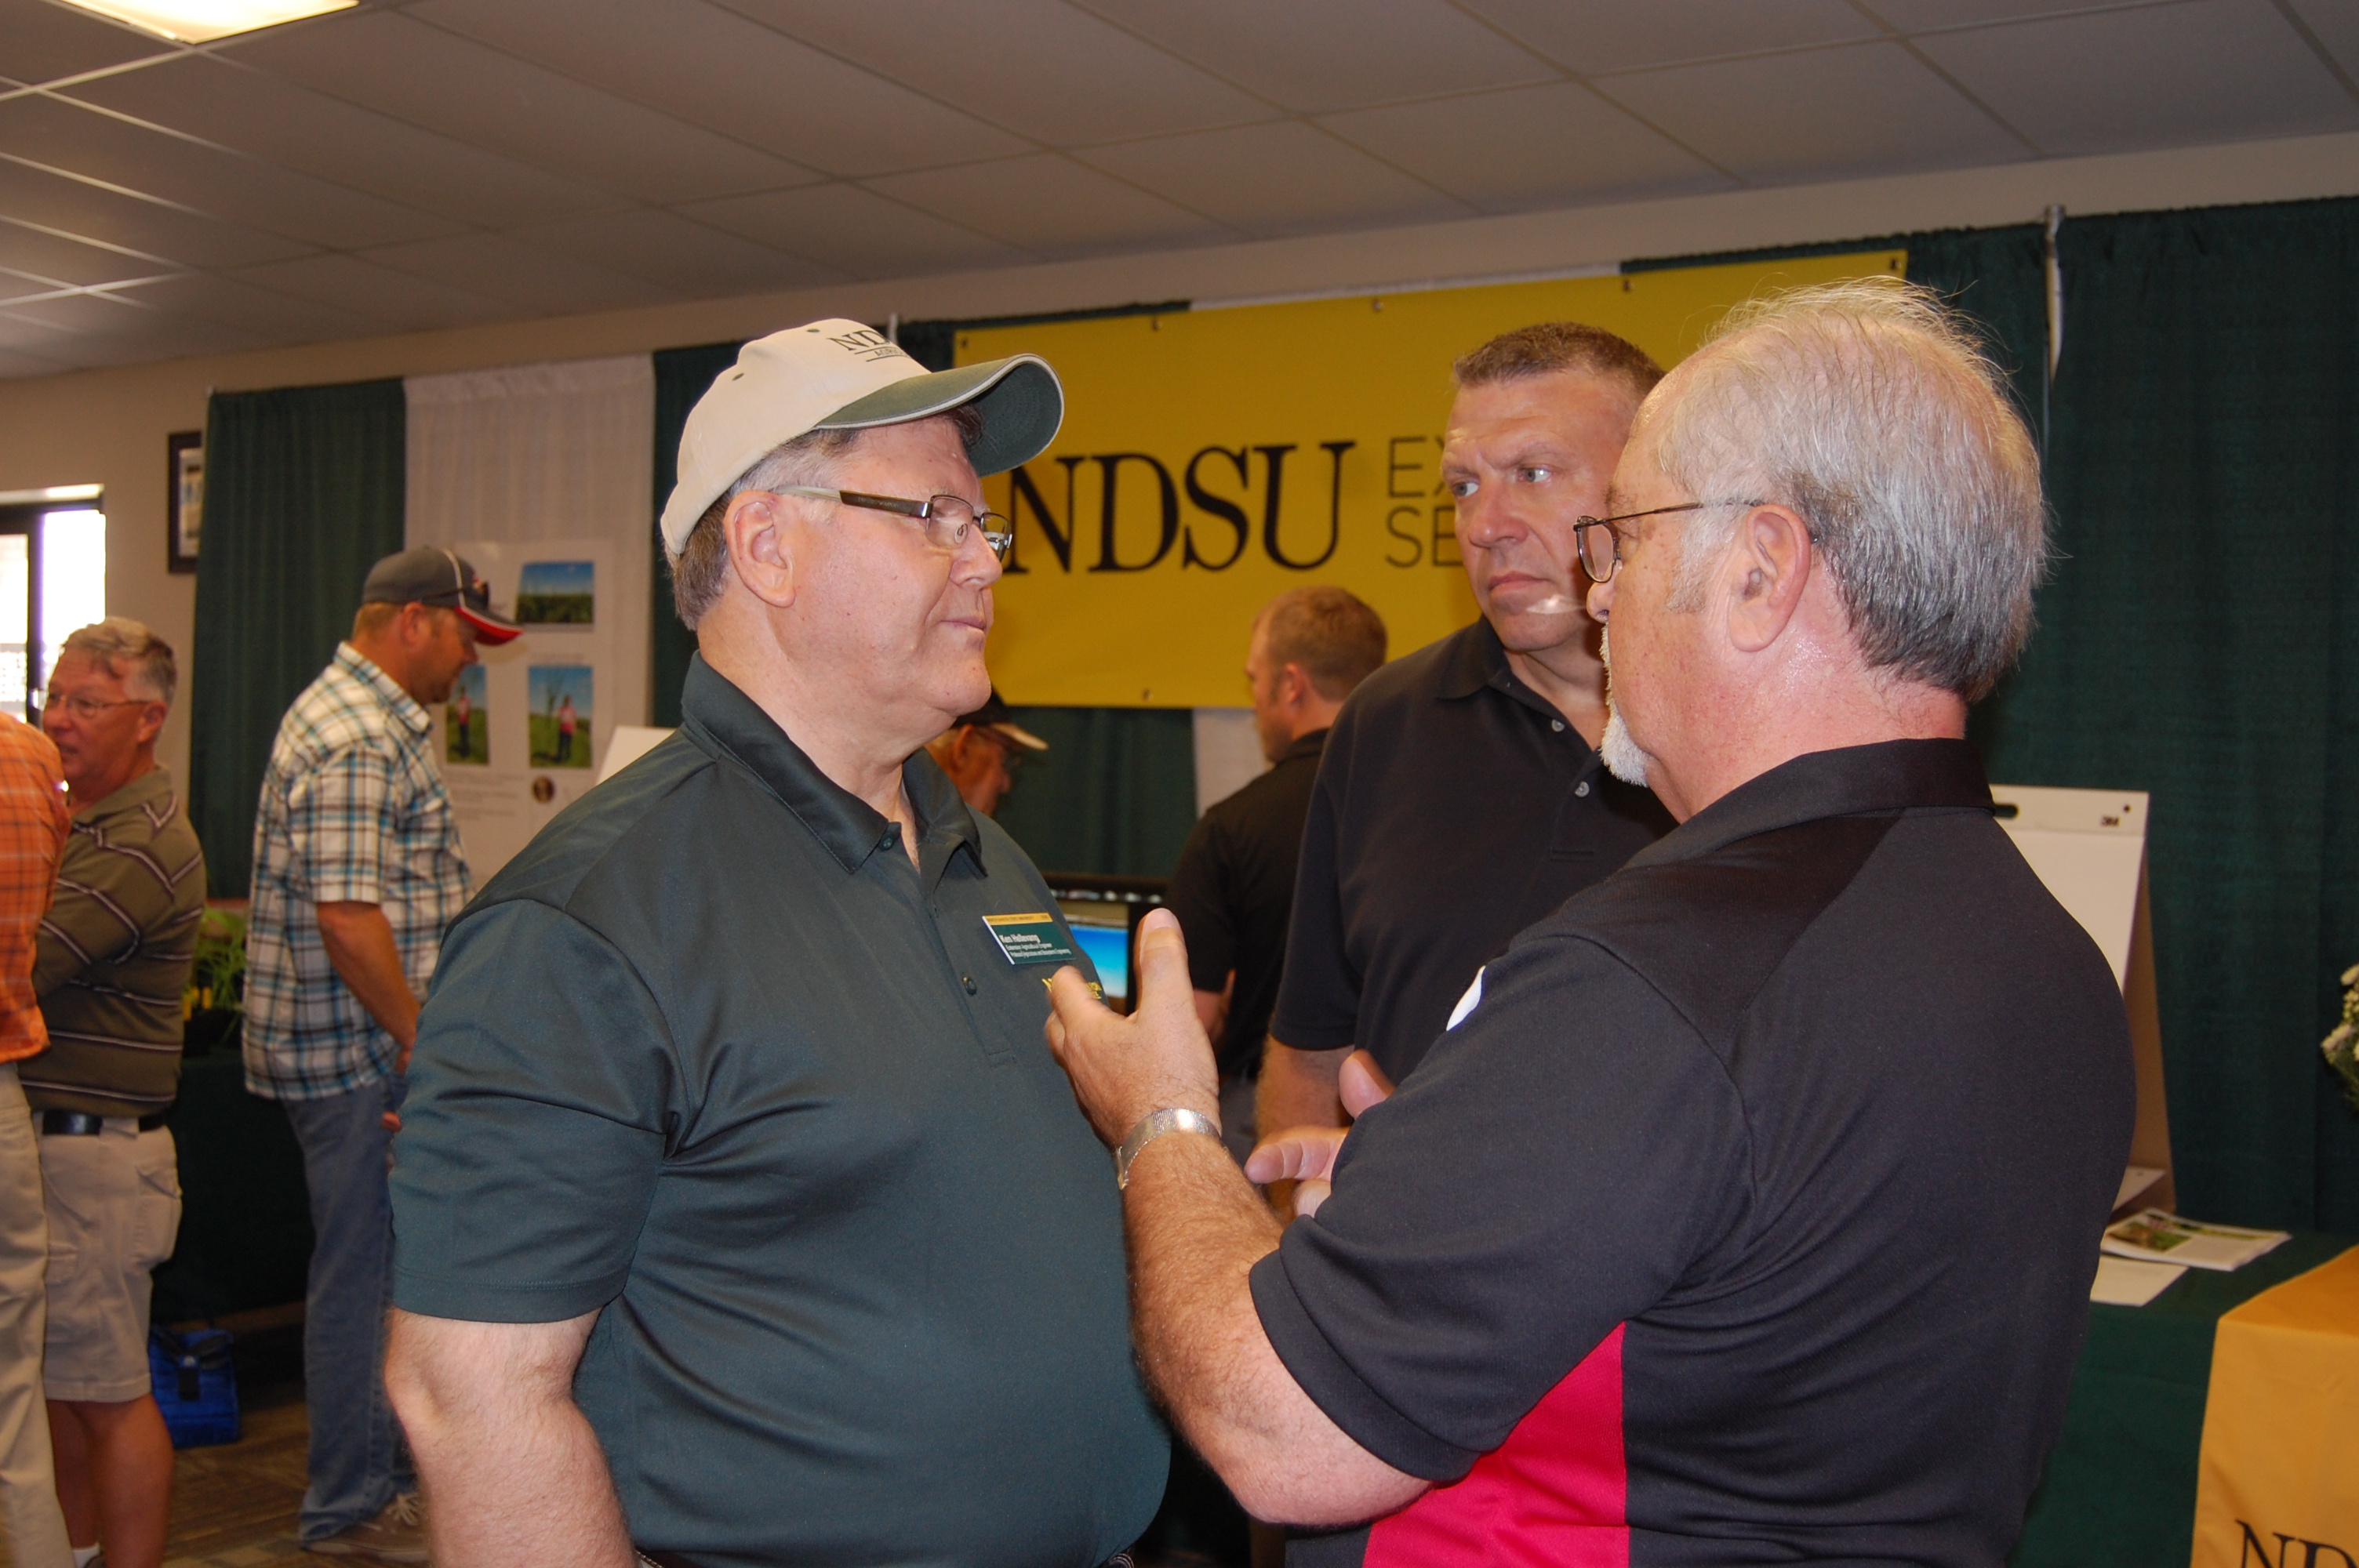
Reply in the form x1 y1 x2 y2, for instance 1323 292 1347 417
1044 279 2135 1566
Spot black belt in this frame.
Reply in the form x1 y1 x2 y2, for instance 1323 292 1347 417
38 1109 171 1136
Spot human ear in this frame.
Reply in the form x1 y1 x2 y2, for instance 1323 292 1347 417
1725 504 1813 655
725 491 799 611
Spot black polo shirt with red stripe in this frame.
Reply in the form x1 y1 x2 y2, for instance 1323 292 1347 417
1271 618 1673 1084
1250 739 2135 1566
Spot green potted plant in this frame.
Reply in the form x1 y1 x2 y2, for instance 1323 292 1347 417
183 905 245 1060
2325 964 2359 1115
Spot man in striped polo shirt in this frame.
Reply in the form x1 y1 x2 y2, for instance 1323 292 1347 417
27 619 204 1568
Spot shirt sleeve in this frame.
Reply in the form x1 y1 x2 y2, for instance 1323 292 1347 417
390 897 674 1323
1249 930 1754 1480
1267 723 1358 1051
285 744 395 906
1162 814 1238 995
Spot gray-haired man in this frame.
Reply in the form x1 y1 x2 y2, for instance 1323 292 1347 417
30 619 203 1568
1044 281 2134 1566
387 321 1166 1567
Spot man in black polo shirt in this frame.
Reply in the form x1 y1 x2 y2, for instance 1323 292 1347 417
384 321 1165 1567
1165 586 1385 1163
1041 279 2135 1566
1261 323 1674 1147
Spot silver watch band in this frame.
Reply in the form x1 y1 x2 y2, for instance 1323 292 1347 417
1114 1107 1220 1189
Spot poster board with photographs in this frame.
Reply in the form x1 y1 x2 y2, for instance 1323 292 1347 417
439 539 616 882
1991 784 2175 1214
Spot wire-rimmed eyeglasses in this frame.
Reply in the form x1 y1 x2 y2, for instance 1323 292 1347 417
1572 500 1764 583
770 486 1013 564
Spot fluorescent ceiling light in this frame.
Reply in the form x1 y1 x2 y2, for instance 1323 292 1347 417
56 0 356 44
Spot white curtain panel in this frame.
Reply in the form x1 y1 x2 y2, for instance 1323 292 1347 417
1193 706 1269 816
405 354 655 728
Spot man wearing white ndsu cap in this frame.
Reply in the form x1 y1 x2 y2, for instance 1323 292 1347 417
387 323 1168 1567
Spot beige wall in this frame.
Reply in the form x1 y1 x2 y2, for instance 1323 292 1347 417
5 127 2356 789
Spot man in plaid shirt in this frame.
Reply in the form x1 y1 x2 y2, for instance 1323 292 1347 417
245 547 517 1563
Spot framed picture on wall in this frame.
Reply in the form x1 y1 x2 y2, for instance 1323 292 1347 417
167 430 202 574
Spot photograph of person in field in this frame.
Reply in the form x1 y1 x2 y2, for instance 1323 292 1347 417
446 664 488 764
528 666 593 769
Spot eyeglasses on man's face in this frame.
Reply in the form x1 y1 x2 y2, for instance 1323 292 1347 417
1571 499 1765 583
770 487 1014 564
42 692 149 721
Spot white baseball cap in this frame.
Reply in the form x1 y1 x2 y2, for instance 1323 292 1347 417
658 318 1063 553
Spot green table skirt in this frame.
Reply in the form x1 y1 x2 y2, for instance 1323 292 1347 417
2011 1231 2355 1567
150 1043 313 1324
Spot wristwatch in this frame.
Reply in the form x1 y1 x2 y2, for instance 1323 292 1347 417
1114 1107 1220 1189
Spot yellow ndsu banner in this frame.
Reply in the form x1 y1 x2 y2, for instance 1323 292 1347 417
2191 1246 2359 1568
959 250 1904 709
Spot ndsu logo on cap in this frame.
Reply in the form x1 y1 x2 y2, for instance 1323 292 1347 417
823 325 907 365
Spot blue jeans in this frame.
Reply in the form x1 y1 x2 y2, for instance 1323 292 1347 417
283 1076 412 1541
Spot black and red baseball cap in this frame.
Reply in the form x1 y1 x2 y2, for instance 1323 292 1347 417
361 546 522 645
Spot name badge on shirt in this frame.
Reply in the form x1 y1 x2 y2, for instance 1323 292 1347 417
983 913 1078 967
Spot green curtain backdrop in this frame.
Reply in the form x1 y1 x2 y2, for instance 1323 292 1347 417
1980 198 2359 1232
1637 204 2359 1230
991 704 1199 877
190 379 406 896
649 340 742 728
1626 223 2052 438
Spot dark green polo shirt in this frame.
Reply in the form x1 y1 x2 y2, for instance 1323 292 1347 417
391 655 1167 1568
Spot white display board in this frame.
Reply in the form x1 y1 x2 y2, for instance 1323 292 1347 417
598 724 673 782
1991 783 2174 1211
437 538 616 884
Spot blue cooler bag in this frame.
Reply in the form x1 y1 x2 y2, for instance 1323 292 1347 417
149 1325 239 1448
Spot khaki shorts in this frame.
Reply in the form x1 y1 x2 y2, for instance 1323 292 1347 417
39 1123 181 1403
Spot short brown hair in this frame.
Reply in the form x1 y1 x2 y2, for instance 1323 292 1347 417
666 405 989 630
1259 586 1387 702
1454 321 1664 406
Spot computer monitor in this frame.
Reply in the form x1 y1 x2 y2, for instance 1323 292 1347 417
1041 873 1166 1014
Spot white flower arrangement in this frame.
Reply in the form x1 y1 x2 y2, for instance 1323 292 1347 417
2326 964 2359 1115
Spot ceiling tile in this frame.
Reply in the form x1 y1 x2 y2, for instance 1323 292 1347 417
1597 40 2028 182
0 155 314 268
409 0 1032 176
354 232 678 315
220 9 817 201
1862 1 2168 28
0 290 268 365
1917 0 2359 155
0 0 173 86
0 308 83 356
2283 0 2359 83
1078 122 1470 237
226 252 516 333
502 208 844 296
1075 0 1558 112
0 216 170 287
677 182 1030 278
0 344 75 379
112 270 385 346
0 94 460 250
63 56 622 230
867 153 1233 254
1459 0 1881 74
1321 82 1736 210
735 0 1275 146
